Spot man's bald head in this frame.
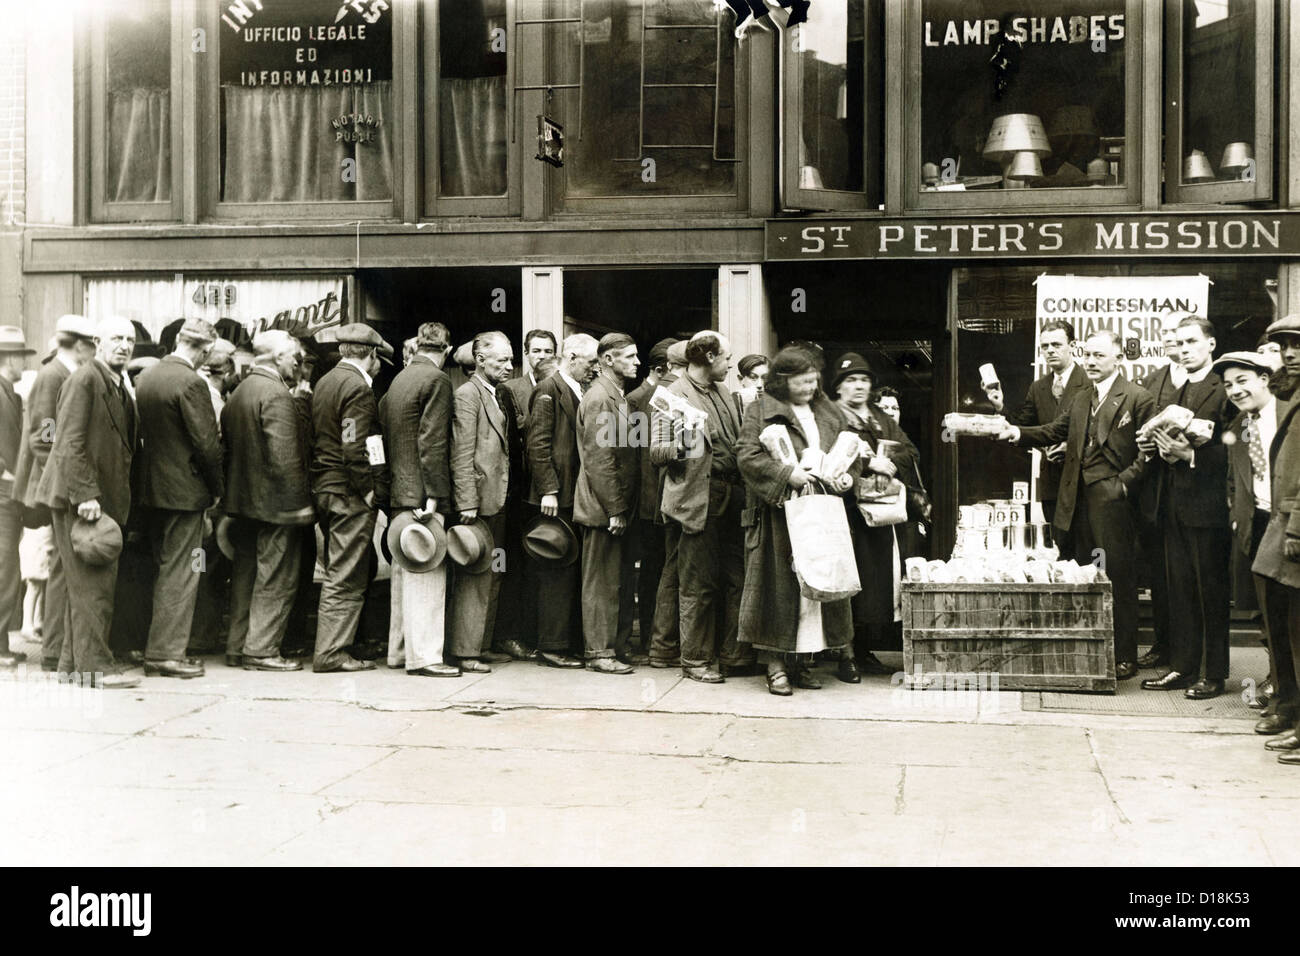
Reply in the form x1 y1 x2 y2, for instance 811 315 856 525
95 316 136 373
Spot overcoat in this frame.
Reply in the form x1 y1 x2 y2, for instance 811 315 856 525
736 392 859 653
221 366 314 526
1252 390 1300 588
310 361 388 502
12 357 72 515
574 373 637 527
525 372 581 508
378 354 452 512
134 354 224 511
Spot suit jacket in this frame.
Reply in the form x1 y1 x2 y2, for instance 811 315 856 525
135 354 224 511
1225 405 1275 558
574 373 637 527
36 359 138 526
501 373 537 430
0 376 21 488
625 376 661 521
1012 363 1091 502
379 354 452 512
1137 369 1231 529
649 374 740 534
1017 375 1155 534
12 357 72 511
451 374 510 517
221 367 314 526
1252 392 1300 587
310 361 388 502
525 372 581 508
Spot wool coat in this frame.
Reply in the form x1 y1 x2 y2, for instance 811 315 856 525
574 373 638 527
525 371 581 508
1252 391 1300 588
12 357 72 516
221 366 314 526
378 354 453 512
736 392 859 653
134 354 225 511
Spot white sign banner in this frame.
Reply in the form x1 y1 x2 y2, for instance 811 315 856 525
1033 274 1211 383
84 276 348 342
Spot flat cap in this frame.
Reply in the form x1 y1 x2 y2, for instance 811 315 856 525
648 337 679 369
1266 314 1300 340
333 323 394 363
666 341 688 367
177 318 217 343
1213 350 1280 376
203 338 237 369
54 314 97 340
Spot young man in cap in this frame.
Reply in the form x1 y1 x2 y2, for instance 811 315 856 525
13 316 96 671
1138 315 1233 700
1250 316 1300 762
525 333 599 668
448 331 514 673
221 330 313 672
310 323 392 673
37 315 140 688
135 319 224 679
378 322 460 678
0 327 35 666
575 332 642 673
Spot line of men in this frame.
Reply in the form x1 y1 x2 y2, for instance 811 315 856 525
997 314 1300 763
0 313 785 690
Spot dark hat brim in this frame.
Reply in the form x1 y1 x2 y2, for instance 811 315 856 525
522 513 580 566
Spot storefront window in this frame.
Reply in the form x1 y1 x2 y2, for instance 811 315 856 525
439 0 508 197
917 0 1128 204
537 0 739 203
218 0 394 204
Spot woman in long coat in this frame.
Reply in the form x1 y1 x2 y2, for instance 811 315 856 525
831 353 925 681
737 347 860 696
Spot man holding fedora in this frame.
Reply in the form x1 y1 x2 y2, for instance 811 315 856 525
525 332 598 668
13 315 96 671
135 319 224 679
379 321 459 678
37 315 140 688
221 331 314 672
575 332 642 674
310 323 393 673
448 331 514 673
0 326 36 667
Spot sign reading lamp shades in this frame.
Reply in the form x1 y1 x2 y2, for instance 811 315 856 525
982 113 1051 189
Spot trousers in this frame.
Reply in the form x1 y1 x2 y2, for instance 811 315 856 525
52 508 120 675
448 512 506 660
1164 513 1231 680
0 497 21 654
1072 477 1139 664
533 507 580 654
41 533 66 666
313 492 377 669
387 530 450 669
677 494 748 669
144 508 206 661
227 522 302 659
580 524 636 659
648 522 681 663
630 516 665 651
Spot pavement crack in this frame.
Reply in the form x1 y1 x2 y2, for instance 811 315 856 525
1085 727 1131 826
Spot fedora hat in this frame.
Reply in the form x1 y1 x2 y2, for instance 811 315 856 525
215 515 256 562
447 519 495 574
386 511 447 573
70 514 123 566
0 326 34 356
522 514 580 567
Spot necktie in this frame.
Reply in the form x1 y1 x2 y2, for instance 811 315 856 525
1243 414 1267 480
1090 386 1101 416
1051 376 1063 401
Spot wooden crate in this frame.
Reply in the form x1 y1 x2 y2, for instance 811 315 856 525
902 582 1116 693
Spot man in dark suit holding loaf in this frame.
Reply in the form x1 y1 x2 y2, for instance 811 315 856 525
998 330 1155 680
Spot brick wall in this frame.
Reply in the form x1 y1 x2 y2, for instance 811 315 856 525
0 12 24 228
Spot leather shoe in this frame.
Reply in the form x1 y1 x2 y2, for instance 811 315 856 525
1184 678 1224 700
500 639 537 661
408 663 461 678
479 651 512 664
537 652 584 668
618 651 651 666
243 655 303 672
313 657 378 673
1255 712 1293 735
97 672 141 689
837 658 861 684
682 664 724 683
458 658 492 674
1136 647 1168 669
0 650 24 668
856 651 892 676
587 657 633 675
1115 661 1138 680
1141 670 1194 691
1277 751 1300 765
143 658 205 679
1265 733 1300 752
225 654 243 668
649 657 682 669
794 667 822 690
766 670 792 696
1248 681 1275 710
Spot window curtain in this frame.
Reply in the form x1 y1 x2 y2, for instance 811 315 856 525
439 76 507 196
222 81 393 203
107 88 171 203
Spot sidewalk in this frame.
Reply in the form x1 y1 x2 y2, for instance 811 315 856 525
1 633 1294 866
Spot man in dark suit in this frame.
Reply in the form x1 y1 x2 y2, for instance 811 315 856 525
1217 350 1295 734
525 332 598 668
378 321 459 678
449 331 514 672
310 323 392 673
1011 319 1091 561
999 330 1155 680
37 315 140 688
222 331 314 672
135 319 224 679
502 328 557 429
575 333 641 674
13 315 96 671
1138 316 1233 700
0 327 35 666
625 337 678 661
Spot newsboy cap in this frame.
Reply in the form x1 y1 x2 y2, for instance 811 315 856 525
54 314 98 341
177 318 217 344
1266 314 1300 341
71 514 124 566
333 323 395 363
203 338 237 371
665 341 689 367
1213 350 1280 377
